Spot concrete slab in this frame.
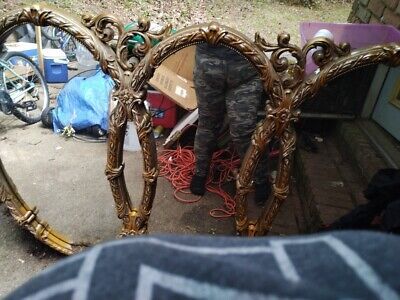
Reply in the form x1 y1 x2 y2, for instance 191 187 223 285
0 112 302 297
0 205 61 298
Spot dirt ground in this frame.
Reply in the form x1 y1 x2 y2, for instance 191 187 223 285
1 0 351 45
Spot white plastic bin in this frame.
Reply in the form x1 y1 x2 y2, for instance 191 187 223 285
5 42 38 63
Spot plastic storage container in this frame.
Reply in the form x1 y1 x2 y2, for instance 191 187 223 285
300 23 400 75
5 42 38 63
147 90 177 128
43 48 69 83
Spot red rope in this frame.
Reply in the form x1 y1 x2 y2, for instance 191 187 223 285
158 146 240 218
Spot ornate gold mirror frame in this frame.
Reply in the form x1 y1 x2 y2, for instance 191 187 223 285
109 23 400 237
0 4 399 254
0 3 171 254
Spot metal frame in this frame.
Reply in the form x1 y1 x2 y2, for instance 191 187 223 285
0 4 399 254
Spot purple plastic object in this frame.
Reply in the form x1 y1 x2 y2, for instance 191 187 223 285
300 22 400 75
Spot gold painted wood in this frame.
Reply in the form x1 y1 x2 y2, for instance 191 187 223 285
0 4 399 254
120 24 400 237
0 3 118 255
0 4 169 253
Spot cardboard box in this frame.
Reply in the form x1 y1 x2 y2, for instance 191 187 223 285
149 46 197 111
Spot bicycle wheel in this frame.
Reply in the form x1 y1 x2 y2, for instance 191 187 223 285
2 52 49 124
41 26 58 41
50 27 77 60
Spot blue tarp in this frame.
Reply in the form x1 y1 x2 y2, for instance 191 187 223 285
52 70 114 133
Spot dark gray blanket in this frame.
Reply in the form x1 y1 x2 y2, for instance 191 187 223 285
7 231 400 299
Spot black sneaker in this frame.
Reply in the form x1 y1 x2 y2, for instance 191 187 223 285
190 174 207 196
254 182 271 206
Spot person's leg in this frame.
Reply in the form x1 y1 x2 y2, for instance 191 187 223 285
226 62 270 205
191 46 226 195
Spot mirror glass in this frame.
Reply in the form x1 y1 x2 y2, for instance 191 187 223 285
294 64 400 234
141 44 276 235
0 24 144 246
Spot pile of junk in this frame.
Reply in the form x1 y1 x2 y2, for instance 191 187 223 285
8 24 114 139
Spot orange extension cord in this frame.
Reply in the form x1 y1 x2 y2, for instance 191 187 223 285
158 143 280 219
158 146 241 218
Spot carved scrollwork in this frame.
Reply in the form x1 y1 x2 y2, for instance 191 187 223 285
302 36 351 68
119 208 149 236
81 14 123 43
255 32 303 72
199 22 230 46
255 32 304 89
122 19 172 60
16 206 39 225
82 14 172 72
105 164 125 181
143 167 159 184
255 32 352 91
266 98 301 136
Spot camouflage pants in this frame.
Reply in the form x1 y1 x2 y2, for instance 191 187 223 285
193 45 268 184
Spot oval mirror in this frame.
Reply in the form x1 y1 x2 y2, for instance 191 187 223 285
108 22 400 239
143 44 272 235
106 23 292 237
0 5 152 255
0 22 129 253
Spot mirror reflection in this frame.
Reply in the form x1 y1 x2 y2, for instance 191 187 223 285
146 44 277 235
0 24 143 245
295 64 400 235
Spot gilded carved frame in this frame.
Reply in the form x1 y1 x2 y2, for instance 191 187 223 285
0 3 172 254
0 4 399 254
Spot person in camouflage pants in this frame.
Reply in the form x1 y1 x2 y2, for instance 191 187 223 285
190 44 270 205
